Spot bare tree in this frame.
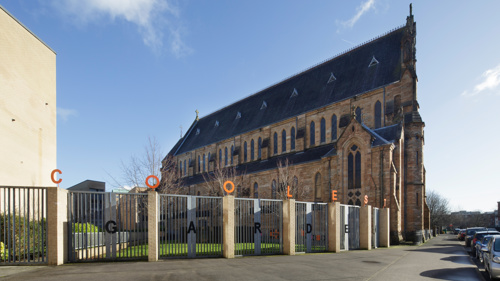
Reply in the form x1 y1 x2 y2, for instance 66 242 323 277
116 136 164 188
158 154 185 194
426 190 450 228
202 165 245 197
275 158 311 200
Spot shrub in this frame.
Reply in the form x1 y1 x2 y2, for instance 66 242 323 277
0 214 46 259
72 222 101 233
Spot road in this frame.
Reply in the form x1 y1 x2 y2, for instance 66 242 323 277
0 234 483 281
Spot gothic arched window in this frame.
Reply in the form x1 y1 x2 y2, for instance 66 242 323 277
203 154 206 172
254 182 259 198
244 142 247 162
320 118 326 143
198 155 201 173
375 101 382 128
225 147 228 166
258 137 262 159
331 115 337 141
291 127 296 150
355 151 361 189
231 146 234 165
315 172 322 201
310 121 316 146
273 132 278 155
348 145 362 189
355 199 361 206
272 180 277 199
251 139 255 161
356 107 362 123
282 129 286 153
180 161 183 176
184 160 186 176
219 149 222 167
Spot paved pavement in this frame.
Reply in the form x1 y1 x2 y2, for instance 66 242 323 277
0 234 483 281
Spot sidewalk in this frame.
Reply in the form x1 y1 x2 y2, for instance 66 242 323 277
0 234 482 281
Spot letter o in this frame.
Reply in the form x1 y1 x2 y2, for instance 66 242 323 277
223 181 235 194
51 169 62 184
145 175 160 189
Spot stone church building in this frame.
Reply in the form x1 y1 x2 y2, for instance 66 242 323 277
163 9 430 243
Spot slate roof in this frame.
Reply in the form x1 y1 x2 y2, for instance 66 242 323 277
362 123 402 147
170 26 406 157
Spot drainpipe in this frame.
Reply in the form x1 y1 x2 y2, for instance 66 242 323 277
380 147 384 209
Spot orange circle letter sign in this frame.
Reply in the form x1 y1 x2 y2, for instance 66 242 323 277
145 175 160 189
223 181 235 194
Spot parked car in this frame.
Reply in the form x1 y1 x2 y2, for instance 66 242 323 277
458 229 466 241
454 228 461 235
476 235 495 264
472 231 500 256
465 227 487 247
483 235 500 280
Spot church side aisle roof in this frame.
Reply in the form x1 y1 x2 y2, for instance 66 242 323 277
181 144 335 186
171 26 405 156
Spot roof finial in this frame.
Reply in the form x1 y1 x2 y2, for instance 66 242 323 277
351 105 356 119
409 3 412 17
195 109 199 121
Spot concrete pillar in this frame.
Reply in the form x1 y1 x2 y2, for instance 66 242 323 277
328 202 340 253
360 205 372 250
148 190 158 262
47 187 68 265
282 199 295 255
223 195 235 258
379 208 390 247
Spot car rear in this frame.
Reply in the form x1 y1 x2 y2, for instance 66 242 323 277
484 235 500 280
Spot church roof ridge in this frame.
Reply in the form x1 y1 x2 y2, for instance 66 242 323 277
195 25 405 123
174 23 407 156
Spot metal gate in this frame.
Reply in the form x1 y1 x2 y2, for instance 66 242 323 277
158 195 222 258
372 207 380 248
1 186 47 264
234 199 282 256
295 202 328 253
67 191 148 262
340 204 360 250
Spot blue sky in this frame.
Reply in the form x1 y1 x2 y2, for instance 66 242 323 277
2 1 499 212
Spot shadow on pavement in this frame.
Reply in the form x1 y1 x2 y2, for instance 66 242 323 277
440 256 473 265
420 268 481 281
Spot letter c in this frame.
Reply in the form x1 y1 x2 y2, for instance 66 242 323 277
51 169 62 184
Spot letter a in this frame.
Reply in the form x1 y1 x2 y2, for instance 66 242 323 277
187 221 196 234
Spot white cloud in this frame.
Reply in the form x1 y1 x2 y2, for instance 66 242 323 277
51 0 190 56
339 0 376 29
57 107 78 121
462 63 500 97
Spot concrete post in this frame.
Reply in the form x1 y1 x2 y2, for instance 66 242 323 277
47 187 68 265
148 190 158 262
282 199 295 255
328 202 340 253
360 205 372 250
379 208 390 247
223 195 235 258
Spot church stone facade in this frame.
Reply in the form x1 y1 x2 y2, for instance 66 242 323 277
163 10 430 243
